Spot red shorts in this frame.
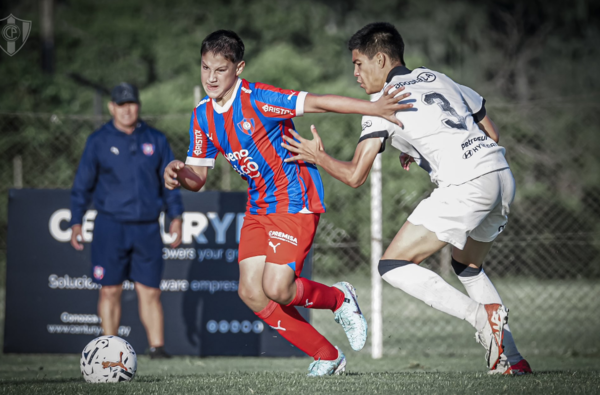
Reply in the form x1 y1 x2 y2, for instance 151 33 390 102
238 213 320 276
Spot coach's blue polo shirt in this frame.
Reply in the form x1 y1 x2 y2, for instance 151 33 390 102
70 120 183 225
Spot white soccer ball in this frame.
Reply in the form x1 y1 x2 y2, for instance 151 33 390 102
80 335 137 383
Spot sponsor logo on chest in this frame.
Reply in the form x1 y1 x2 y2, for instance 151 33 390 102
392 71 437 89
225 149 261 179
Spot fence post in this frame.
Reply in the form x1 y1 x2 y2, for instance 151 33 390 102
13 155 23 188
40 0 54 74
440 245 452 277
371 153 383 359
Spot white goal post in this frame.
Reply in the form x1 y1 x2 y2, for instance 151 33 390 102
370 153 383 359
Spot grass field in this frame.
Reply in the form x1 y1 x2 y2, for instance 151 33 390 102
1 276 599 394
311 275 600 358
0 353 599 394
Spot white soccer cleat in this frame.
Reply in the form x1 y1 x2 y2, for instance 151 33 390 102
488 355 533 376
487 353 509 375
333 282 368 351
475 303 509 370
307 347 346 377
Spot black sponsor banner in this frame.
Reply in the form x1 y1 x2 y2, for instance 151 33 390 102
4 189 310 356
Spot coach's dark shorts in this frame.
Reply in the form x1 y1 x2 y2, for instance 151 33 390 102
90 214 163 289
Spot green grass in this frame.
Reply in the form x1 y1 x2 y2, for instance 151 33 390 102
0 353 599 394
1 276 599 393
311 275 600 358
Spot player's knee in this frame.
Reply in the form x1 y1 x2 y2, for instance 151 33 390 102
262 282 293 305
238 282 262 305
378 259 414 277
451 257 482 277
237 283 252 302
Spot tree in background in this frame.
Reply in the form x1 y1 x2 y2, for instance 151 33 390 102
0 0 599 276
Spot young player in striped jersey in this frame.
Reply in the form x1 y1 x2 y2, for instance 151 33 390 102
164 30 413 376
282 23 531 375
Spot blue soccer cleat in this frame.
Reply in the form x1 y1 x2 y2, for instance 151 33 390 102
333 282 368 351
307 347 346 377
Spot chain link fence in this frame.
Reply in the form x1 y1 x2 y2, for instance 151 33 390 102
1 100 599 359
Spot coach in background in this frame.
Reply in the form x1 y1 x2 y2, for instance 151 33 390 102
70 83 183 359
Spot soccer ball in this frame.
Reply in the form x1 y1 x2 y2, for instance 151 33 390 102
80 335 137 383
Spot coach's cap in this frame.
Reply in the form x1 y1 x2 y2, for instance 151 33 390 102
111 83 140 104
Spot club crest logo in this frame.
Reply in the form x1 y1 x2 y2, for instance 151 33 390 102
93 265 105 280
237 118 255 136
0 15 32 57
142 143 155 156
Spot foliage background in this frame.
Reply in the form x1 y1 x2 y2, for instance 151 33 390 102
1 0 599 356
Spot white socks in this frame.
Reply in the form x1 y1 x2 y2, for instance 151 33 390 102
381 263 484 329
457 268 523 365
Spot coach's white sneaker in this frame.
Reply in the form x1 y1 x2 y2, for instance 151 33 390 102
475 303 509 370
333 282 368 351
307 347 346 377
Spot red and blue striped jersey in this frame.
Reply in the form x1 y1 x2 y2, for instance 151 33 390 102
185 78 326 215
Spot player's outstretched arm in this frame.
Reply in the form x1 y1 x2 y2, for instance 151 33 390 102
164 160 208 192
304 85 412 127
282 126 380 189
477 115 500 143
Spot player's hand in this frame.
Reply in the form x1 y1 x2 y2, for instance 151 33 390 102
169 217 183 248
70 224 84 251
374 85 413 127
164 160 184 190
281 126 323 165
399 153 415 171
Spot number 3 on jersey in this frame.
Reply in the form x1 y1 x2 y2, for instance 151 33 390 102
423 92 467 130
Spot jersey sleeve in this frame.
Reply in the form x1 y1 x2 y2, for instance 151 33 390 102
457 84 487 123
253 82 308 120
185 109 218 168
358 115 397 153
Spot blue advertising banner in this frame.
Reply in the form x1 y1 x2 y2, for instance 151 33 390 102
4 189 310 356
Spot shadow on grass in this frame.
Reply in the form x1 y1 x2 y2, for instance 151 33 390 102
0 377 82 385
0 376 164 386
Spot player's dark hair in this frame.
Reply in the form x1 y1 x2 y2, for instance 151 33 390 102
201 30 245 63
348 22 405 65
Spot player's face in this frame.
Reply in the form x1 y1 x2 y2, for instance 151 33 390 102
109 102 139 130
201 51 245 105
352 50 386 95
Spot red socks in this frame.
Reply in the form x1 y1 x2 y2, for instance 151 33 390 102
287 278 345 311
253 278 345 361
256 301 338 361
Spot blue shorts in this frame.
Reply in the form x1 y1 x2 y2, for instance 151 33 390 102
90 214 164 289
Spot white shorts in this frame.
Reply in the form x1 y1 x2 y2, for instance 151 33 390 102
407 168 515 250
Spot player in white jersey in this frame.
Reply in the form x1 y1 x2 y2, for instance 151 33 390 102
282 22 531 375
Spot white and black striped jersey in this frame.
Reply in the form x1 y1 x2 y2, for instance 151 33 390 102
360 66 509 186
